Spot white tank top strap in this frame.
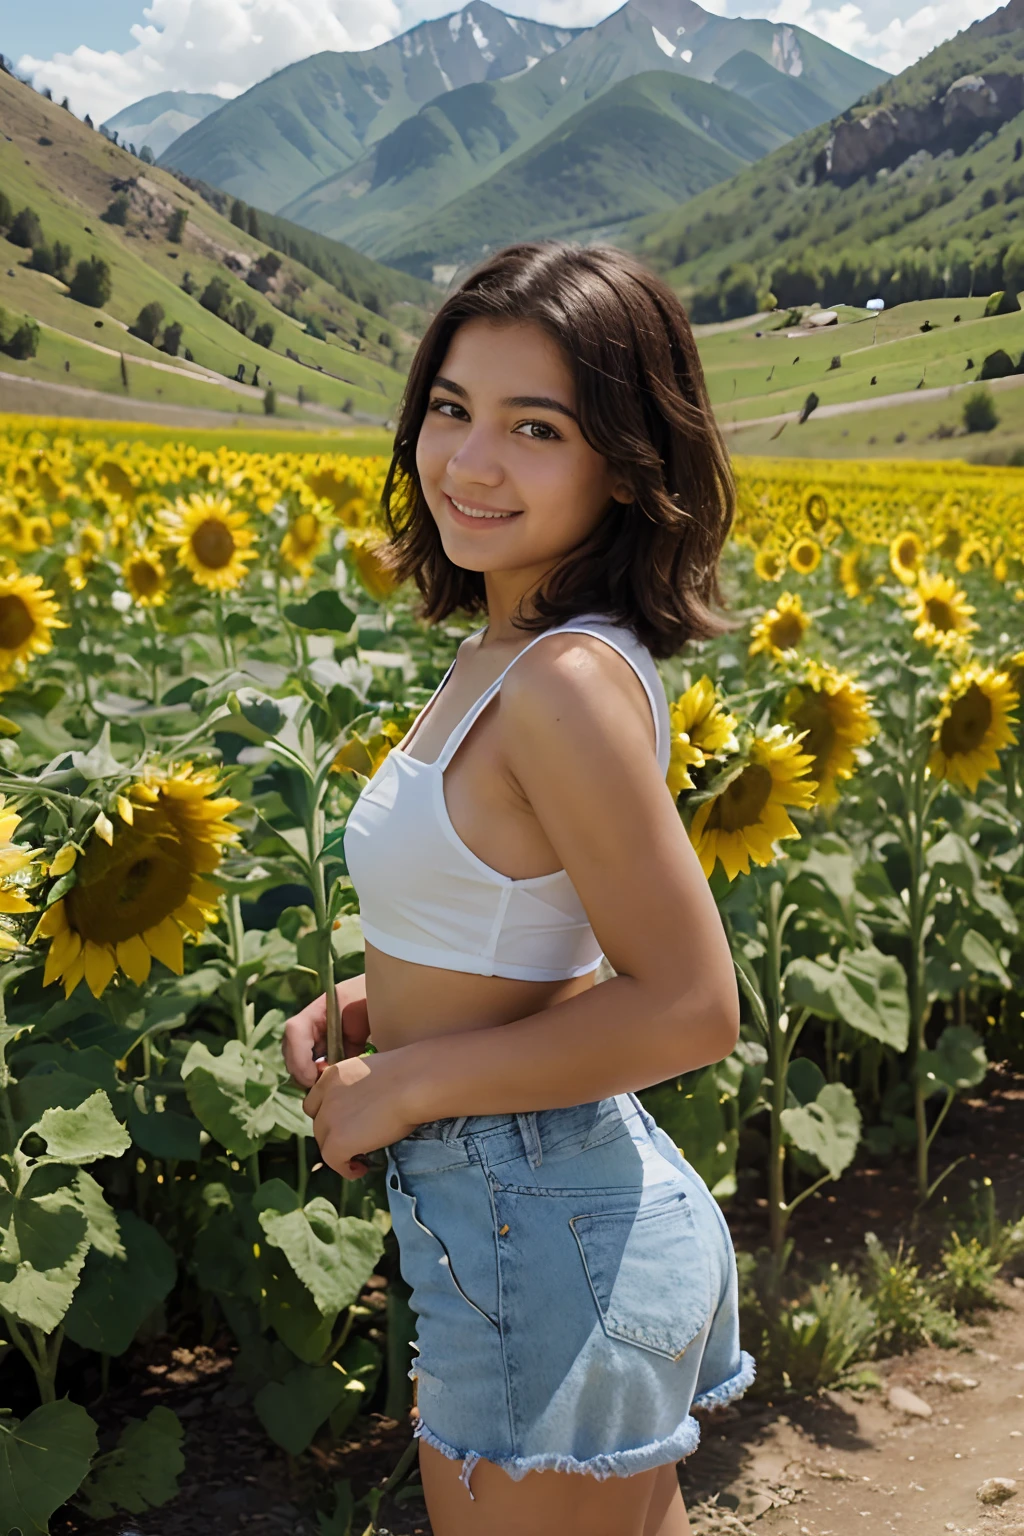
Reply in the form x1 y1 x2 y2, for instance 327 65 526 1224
343 611 671 983
435 614 670 775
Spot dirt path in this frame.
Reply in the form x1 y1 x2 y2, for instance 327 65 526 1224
0 371 381 429
684 1281 1024 1536
717 373 1024 434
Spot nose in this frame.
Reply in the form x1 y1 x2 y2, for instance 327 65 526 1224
447 423 504 488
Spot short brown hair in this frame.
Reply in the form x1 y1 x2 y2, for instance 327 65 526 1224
381 241 734 659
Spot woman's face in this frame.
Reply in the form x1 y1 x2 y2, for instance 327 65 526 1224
415 318 632 584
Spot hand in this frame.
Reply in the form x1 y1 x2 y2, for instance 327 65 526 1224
283 978 369 1088
302 1049 418 1180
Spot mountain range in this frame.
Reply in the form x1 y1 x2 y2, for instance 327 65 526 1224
103 92 226 159
157 0 886 276
626 0 1024 310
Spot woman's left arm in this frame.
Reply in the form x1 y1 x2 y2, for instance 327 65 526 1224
304 638 740 1174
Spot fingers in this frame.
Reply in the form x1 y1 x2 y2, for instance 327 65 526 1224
283 993 328 1088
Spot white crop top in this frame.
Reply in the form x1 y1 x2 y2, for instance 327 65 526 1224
342 615 671 982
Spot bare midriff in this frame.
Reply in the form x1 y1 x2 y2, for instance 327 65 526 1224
364 940 597 1055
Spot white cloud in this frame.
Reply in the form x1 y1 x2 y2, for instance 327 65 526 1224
751 0 994 72
18 0 995 124
18 0 402 123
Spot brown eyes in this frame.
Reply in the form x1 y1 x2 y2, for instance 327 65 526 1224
427 400 562 441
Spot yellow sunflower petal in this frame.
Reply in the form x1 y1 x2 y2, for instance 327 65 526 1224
144 917 184 974
32 900 68 942
49 843 77 877
84 941 117 998
116 934 152 986
62 950 87 999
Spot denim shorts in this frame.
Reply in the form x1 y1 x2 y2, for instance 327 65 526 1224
384 1090 755 1498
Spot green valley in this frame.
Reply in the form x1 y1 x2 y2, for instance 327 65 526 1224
628 0 1024 320
0 68 437 424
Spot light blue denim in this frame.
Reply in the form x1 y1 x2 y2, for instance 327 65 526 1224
384 1090 755 1499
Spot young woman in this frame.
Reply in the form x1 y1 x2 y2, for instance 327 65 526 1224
284 241 754 1536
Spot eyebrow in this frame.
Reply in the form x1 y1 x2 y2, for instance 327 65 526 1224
432 376 579 424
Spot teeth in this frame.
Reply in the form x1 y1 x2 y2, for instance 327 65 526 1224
450 497 517 520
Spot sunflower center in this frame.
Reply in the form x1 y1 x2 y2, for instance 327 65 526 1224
191 517 236 570
939 683 993 757
292 513 319 549
787 693 837 779
805 495 827 530
707 764 773 834
66 825 194 947
795 546 815 570
0 594 36 651
131 559 162 596
924 596 955 631
897 539 918 567
770 613 804 651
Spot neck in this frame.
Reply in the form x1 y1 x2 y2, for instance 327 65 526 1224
481 561 554 644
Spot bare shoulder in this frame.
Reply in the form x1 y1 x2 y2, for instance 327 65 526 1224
498 631 654 753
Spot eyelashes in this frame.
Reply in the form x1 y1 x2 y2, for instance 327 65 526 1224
427 399 563 441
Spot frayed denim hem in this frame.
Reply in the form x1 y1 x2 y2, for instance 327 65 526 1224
412 1411 704 1500
692 1350 758 1413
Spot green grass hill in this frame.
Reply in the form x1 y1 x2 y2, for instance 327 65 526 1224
0 69 437 423
371 72 791 277
627 0 1024 319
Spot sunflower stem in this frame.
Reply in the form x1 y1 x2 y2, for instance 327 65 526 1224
225 894 253 1045
903 737 934 1202
145 608 161 705
214 595 235 671
296 1132 308 1205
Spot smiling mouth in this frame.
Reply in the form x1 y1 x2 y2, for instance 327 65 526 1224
445 493 522 522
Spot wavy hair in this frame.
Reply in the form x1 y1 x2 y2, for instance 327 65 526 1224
381 241 735 659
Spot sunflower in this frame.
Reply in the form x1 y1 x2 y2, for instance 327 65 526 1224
0 795 41 949
907 571 977 653
346 530 398 602
749 591 809 661
782 659 876 807
689 726 818 881
280 509 328 578
1006 648 1024 700
32 765 239 998
839 546 868 600
789 537 822 575
160 493 258 592
927 662 1019 794
667 677 739 797
123 547 168 608
0 572 65 680
933 522 962 561
754 548 785 583
889 530 924 585
802 488 830 532
332 720 407 781
0 500 36 555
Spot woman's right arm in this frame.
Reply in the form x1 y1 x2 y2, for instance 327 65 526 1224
283 974 369 1088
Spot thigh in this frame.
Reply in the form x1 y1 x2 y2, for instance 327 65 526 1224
419 1441 658 1536
643 1462 692 1536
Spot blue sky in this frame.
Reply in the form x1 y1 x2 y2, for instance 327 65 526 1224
16 0 991 125
6 2 144 66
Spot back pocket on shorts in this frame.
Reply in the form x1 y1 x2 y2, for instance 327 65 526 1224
570 1187 712 1360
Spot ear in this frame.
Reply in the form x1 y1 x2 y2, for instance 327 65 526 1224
610 481 634 505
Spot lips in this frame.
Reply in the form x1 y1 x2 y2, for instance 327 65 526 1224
444 492 522 524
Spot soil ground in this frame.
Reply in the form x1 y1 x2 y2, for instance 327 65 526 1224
52 1063 1024 1536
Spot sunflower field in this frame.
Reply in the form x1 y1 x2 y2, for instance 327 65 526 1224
0 414 1021 1531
